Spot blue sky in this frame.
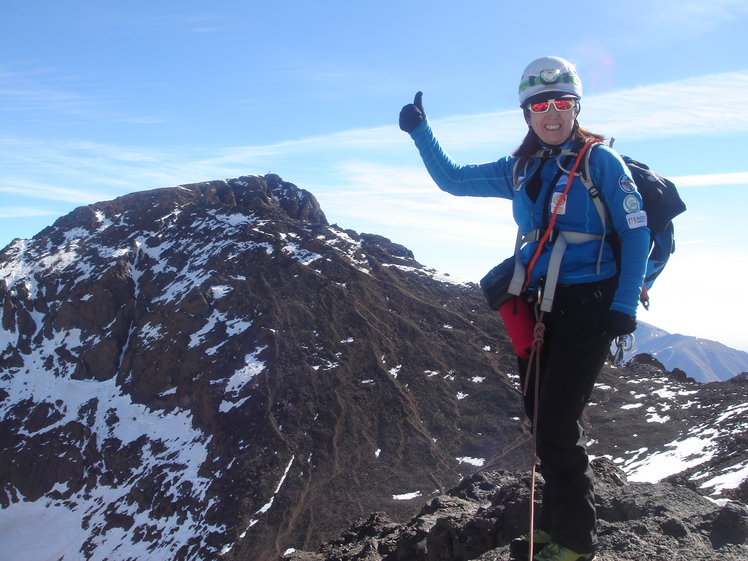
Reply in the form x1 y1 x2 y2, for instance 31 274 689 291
2 1 748 352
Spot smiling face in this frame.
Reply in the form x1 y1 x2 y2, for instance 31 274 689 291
527 101 579 146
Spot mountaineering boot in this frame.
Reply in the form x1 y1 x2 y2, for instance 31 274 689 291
533 542 595 561
509 528 552 560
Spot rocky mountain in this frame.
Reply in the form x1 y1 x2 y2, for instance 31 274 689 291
0 175 530 561
0 174 746 561
630 322 748 383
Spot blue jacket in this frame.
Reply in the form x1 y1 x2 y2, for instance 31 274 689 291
409 118 650 316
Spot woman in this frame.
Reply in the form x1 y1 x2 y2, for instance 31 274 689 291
399 56 650 561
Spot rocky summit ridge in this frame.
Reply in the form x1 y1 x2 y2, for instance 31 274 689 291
0 174 746 561
285 458 748 561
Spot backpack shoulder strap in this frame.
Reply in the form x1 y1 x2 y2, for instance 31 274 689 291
580 142 609 228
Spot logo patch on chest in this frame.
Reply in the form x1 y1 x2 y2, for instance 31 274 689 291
551 192 567 214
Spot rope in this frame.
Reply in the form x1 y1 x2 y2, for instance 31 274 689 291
523 302 545 558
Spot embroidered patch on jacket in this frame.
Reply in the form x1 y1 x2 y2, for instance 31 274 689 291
626 211 648 229
623 194 641 213
551 192 567 214
619 175 636 193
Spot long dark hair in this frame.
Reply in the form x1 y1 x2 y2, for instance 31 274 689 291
513 122 605 168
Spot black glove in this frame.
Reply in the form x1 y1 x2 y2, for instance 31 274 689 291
399 91 425 133
604 310 637 337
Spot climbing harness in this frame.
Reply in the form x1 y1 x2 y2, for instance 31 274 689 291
507 139 603 313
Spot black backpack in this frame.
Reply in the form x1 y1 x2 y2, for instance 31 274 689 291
581 143 687 308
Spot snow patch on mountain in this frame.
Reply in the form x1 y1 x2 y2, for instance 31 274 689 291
0 369 219 560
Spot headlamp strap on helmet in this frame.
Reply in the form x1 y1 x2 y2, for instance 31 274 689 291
519 71 581 94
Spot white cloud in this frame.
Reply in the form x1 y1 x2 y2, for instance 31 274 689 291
591 0 748 52
313 162 516 251
423 71 748 150
0 207 59 219
0 65 105 118
0 176 109 204
641 0 748 31
670 172 748 188
2 69 747 209
582 72 748 140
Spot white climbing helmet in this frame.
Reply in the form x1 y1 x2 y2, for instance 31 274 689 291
518 56 582 106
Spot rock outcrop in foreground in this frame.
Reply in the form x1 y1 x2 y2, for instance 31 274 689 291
286 458 748 561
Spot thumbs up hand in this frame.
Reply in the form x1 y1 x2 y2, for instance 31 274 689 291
399 91 425 133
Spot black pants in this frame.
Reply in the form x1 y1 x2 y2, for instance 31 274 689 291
518 277 616 554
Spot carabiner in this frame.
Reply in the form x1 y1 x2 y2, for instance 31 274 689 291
612 333 635 368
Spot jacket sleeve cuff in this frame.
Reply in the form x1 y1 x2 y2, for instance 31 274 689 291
409 116 430 140
610 300 638 318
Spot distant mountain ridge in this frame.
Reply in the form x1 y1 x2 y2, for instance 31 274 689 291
0 174 746 560
630 322 748 382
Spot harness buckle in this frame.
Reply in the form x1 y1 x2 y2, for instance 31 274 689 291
531 228 558 243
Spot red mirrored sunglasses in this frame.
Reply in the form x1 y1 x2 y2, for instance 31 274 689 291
527 98 577 113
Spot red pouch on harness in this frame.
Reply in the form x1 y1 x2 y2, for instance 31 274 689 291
499 296 536 359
